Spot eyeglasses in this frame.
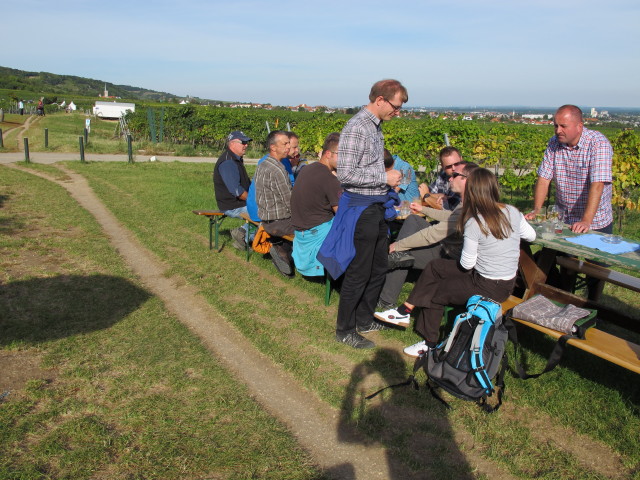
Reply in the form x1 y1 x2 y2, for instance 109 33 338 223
444 161 462 170
384 98 402 112
451 172 467 179
232 140 250 145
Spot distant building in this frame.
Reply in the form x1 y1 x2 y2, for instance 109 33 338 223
591 107 598 118
93 101 135 119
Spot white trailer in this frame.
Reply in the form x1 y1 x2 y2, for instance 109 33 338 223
93 101 135 119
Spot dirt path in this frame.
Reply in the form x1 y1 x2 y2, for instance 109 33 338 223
1 114 41 150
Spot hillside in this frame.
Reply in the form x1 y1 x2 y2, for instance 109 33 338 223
0 66 203 102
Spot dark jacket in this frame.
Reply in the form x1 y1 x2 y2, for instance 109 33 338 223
213 149 251 211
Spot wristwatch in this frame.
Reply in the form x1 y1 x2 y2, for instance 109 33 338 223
422 193 430 202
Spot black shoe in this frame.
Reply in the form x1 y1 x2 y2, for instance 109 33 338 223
388 251 415 270
356 320 392 334
336 331 375 349
270 243 293 276
230 227 247 250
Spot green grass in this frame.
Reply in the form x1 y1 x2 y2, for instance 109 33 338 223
0 166 326 479
3 160 640 479
49 160 640 479
23 113 133 154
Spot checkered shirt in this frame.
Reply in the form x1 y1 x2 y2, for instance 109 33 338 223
254 156 292 221
538 128 613 229
429 170 452 195
337 107 388 195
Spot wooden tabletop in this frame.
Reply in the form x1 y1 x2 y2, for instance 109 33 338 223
532 228 640 272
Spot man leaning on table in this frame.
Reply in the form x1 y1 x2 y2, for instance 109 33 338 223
525 105 613 234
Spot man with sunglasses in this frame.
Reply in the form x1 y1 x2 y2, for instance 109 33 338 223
419 146 463 211
213 130 253 249
376 162 479 322
318 79 407 349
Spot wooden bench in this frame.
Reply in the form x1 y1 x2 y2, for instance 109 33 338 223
502 295 640 375
517 247 640 333
192 210 227 251
240 213 332 306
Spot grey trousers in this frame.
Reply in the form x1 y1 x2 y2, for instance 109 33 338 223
379 215 446 306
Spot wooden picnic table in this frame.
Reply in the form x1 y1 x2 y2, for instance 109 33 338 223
510 228 640 374
518 227 640 333
533 228 640 271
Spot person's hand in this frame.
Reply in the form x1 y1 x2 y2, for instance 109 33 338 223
524 209 540 221
418 183 429 198
424 193 444 210
409 202 422 214
571 221 591 233
386 169 402 188
389 242 397 253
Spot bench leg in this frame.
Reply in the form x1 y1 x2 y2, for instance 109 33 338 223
244 222 258 262
208 217 214 250
324 270 331 306
208 215 225 251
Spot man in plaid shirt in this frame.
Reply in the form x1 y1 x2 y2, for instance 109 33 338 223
332 79 407 349
526 105 613 233
255 130 295 276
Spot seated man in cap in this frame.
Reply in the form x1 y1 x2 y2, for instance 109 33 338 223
213 130 253 249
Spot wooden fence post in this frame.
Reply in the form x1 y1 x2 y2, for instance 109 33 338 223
127 134 133 163
24 138 30 163
79 136 85 163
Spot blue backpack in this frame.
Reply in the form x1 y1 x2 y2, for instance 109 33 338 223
424 295 507 411
367 295 508 412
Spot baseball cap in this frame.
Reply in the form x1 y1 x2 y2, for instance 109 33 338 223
227 130 252 142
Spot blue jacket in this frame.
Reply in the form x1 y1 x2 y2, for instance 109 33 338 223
393 155 420 202
317 190 399 279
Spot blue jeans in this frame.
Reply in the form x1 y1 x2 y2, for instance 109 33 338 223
223 206 248 219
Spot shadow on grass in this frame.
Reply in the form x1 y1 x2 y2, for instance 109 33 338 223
510 327 640 405
0 274 151 346
338 348 474 479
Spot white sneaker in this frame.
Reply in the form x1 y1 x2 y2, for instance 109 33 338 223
374 308 410 326
403 340 429 357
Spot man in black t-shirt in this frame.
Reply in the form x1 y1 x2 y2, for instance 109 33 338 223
290 133 342 276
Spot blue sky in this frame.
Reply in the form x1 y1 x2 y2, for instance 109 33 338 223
5 0 639 108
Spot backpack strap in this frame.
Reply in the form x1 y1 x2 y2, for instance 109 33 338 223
476 354 508 413
425 380 453 410
503 309 573 379
365 352 426 400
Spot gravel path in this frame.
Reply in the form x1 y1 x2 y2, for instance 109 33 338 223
0 151 259 165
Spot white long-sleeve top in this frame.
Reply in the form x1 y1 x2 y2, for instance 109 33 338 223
460 205 536 280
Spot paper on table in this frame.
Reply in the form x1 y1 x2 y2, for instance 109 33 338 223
565 233 640 255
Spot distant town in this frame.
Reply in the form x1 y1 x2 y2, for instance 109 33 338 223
209 101 640 128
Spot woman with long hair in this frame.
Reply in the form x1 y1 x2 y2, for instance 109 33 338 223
376 167 536 356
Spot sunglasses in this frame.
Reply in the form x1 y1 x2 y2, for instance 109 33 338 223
444 161 462 170
451 172 467 179
232 140 250 145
